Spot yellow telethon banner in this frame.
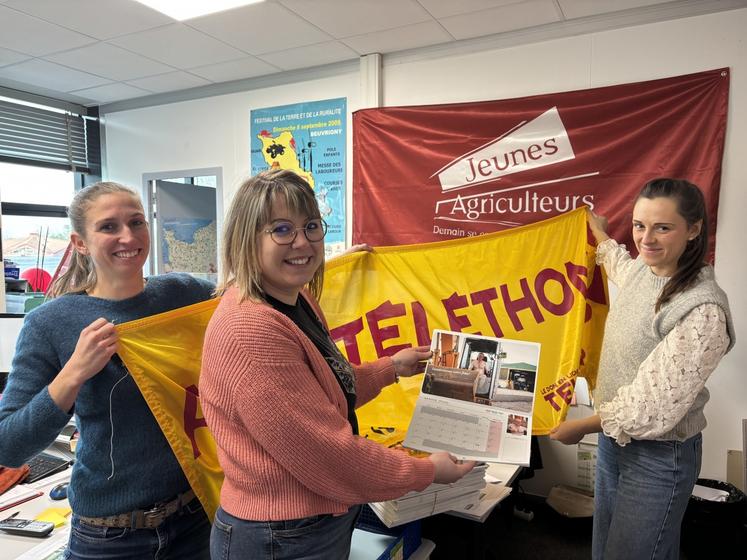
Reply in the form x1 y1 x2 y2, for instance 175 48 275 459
114 207 607 519
115 298 223 521
320 207 608 439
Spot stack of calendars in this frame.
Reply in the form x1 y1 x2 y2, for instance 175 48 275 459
369 463 488 527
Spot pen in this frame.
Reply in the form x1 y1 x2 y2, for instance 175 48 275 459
0 491 44 513
0 511 20 522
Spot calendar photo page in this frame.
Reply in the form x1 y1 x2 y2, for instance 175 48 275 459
404 329 541 465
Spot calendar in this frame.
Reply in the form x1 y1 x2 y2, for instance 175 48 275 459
403 330 541 465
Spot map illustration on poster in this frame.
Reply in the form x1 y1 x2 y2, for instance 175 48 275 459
250 98 346 256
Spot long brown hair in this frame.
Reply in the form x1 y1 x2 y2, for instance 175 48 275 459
47 182 143 298
637 178 708 312
216 169 324 302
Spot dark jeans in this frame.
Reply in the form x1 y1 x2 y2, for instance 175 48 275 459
211 505 362 560
64 499 210 560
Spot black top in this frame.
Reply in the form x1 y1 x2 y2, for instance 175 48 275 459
265 293 359 435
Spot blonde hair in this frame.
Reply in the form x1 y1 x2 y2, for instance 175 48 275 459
47 182 143 298
217 169 324 302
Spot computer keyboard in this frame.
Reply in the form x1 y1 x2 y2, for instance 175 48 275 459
25 452 71 484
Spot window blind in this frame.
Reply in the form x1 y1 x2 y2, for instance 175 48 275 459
0 98 98 173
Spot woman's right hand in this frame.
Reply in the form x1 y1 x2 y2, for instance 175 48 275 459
549 415 601 445
68 317 119 379
428 452 476 484
586 208 610 244
49 318 118 412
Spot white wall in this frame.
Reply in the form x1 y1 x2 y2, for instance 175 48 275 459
103 8 747 492
104 70 361 210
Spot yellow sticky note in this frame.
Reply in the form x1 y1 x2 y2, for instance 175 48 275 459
36 506 72 527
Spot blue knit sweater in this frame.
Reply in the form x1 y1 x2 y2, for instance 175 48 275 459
0 273 213 517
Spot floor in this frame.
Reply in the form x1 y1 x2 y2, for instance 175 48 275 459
420 491 746 559
422 493 592 560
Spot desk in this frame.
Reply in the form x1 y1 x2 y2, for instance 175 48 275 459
2 469 71 559
5 477 436 560
2 463 521 559
446 462 521 522
486 462 522 487
422 462 522 559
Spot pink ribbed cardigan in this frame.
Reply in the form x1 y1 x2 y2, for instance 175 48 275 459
199 287 435 520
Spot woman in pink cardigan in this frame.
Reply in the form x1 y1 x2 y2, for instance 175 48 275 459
200 169 474 560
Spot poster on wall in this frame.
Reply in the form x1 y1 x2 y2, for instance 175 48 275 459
353 68 729 261
251 98 347 257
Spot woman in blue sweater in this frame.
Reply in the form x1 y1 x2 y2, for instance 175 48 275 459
0 182 212 559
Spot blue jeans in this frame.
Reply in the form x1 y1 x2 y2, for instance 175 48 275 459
64 499 210 559
211 505 362 560
593 433 702 560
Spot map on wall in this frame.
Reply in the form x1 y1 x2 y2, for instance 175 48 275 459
250 97 346 256
155 180 218 282
161 218 217 275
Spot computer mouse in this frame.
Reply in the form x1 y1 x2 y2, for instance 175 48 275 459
49 482 69 501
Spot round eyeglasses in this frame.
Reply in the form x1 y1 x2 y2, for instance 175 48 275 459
264 219 328 245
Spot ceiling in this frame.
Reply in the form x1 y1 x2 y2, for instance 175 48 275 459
0 0 744 109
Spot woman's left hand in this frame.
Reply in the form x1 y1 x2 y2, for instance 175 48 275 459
341 243 373 256
392 345 432 377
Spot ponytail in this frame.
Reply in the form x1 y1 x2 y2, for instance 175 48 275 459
46 250 97 298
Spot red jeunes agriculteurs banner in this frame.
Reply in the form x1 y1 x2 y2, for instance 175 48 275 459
353 68 728 261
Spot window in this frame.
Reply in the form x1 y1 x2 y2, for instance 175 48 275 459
1 93 100 301
1 162 75 281
0 96 100 173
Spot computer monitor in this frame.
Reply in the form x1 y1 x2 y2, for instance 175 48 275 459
0 313 25 374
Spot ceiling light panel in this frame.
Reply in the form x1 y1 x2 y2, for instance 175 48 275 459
133 0 264 21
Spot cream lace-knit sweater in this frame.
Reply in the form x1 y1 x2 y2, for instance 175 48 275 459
594 239 734 446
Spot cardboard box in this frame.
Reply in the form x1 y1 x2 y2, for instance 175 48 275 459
546 485 594 518
577 442 598 493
